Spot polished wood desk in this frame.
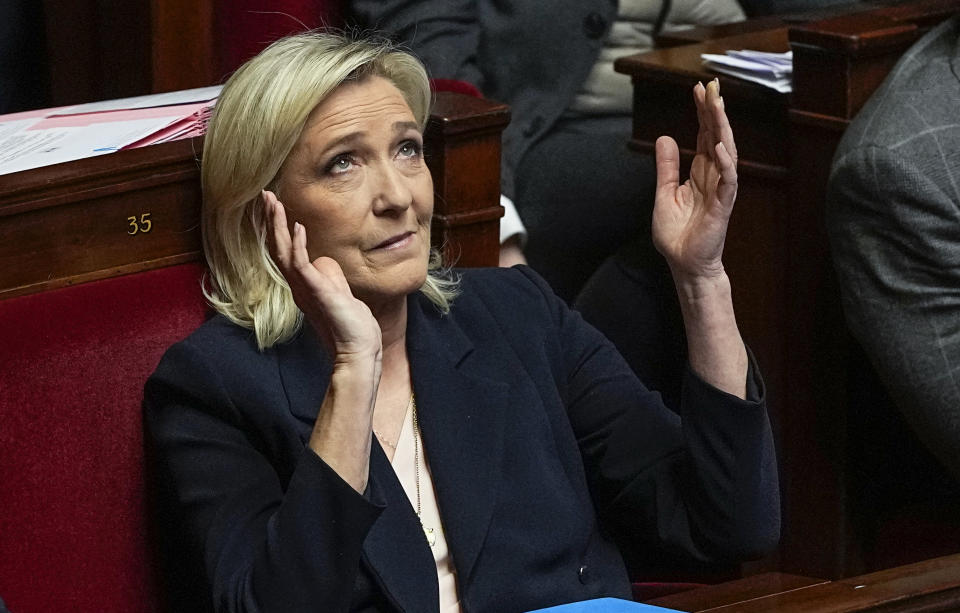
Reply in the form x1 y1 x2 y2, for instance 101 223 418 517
0 92 508 300
649 554 960 612
616 0 960 580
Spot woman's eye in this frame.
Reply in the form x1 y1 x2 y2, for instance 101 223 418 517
326 155 353 174
398 140 422 159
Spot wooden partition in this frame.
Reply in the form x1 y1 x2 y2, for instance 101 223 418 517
0 91 508 300
615 0 960 580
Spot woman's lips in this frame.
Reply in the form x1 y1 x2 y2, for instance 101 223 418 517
371 231 415 251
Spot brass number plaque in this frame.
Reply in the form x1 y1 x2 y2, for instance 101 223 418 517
127 213 153 235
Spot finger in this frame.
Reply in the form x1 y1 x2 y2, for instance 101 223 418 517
263 190 293 269
709 86 738 167
693 82 712 156
291 221 320 280
714 141 738 211
290 223 352 296
704 79 723 152
655 135 681 203
313 254 353 294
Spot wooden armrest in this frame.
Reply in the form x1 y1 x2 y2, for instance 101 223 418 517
0 91 510 301
789 0 960 119
427 92 510 268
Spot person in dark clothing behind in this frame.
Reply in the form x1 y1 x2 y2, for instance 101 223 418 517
0 0 48 114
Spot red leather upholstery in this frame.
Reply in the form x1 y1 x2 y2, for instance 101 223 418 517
0 264 208 613
214 1 343 79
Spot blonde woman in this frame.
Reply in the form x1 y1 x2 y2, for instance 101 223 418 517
145 31 778 613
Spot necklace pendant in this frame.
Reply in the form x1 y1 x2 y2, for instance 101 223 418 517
422 524 437 547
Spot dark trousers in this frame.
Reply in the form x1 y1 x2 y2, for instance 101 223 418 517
514 113 656 302
575 238 686 412
514 112 685 407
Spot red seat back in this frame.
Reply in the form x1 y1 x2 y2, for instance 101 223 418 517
0 264 208 613
214 0 342 79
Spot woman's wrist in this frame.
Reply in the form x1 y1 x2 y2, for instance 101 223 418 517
671 268 748 398
308 361 381 493
670 265 730 304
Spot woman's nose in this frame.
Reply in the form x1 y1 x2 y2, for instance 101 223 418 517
371 162 413 214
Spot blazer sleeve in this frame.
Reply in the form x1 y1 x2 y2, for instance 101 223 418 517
144 337 383 613
348 0 484 89
827 144 960 480
516 266 780 563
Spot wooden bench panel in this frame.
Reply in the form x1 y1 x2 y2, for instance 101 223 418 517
0 91 509 300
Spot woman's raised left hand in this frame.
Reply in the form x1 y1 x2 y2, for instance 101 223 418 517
652 79 738 282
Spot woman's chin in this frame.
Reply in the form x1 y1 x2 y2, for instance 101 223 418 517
352 263 429 307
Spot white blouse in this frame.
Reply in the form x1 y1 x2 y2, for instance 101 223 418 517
390 403 463 613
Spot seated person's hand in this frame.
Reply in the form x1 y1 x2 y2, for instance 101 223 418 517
499 235 527 267
498 194 528 267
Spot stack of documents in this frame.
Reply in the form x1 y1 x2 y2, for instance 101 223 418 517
0 86 221 176
700 50 792 93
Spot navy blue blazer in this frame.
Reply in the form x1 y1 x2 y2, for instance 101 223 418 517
144 266 779 613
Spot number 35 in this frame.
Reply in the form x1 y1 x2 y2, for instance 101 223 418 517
127 213 152 235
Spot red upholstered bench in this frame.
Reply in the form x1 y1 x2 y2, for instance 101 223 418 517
0 264 208 613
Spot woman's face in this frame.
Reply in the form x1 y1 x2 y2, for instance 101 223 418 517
276 76 433 306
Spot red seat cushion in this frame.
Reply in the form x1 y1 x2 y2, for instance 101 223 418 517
0 264 208 613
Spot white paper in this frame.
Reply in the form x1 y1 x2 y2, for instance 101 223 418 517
727 50 793 67
701 54 791 78
702 64 792 93
0 118 35 141
50 85 222 116
0 117 180 175
701 49 793 93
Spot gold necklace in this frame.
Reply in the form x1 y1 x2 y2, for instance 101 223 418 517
373 394 412 451
411 394 437 547
372 429 397 450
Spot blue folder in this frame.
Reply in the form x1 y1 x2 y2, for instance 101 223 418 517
527 597 681 612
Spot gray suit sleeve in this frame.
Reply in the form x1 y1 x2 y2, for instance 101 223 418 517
349 0 484 89
827 144 960 480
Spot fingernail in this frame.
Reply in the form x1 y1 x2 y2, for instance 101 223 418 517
294 221 302 234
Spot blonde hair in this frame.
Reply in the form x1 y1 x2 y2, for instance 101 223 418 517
201 31 459 350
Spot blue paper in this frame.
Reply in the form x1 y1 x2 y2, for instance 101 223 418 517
526 597 681 612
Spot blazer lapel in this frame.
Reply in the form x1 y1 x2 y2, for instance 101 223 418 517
406 295 509 589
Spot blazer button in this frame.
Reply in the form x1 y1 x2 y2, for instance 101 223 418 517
583 12 607 39
578 565 590 584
